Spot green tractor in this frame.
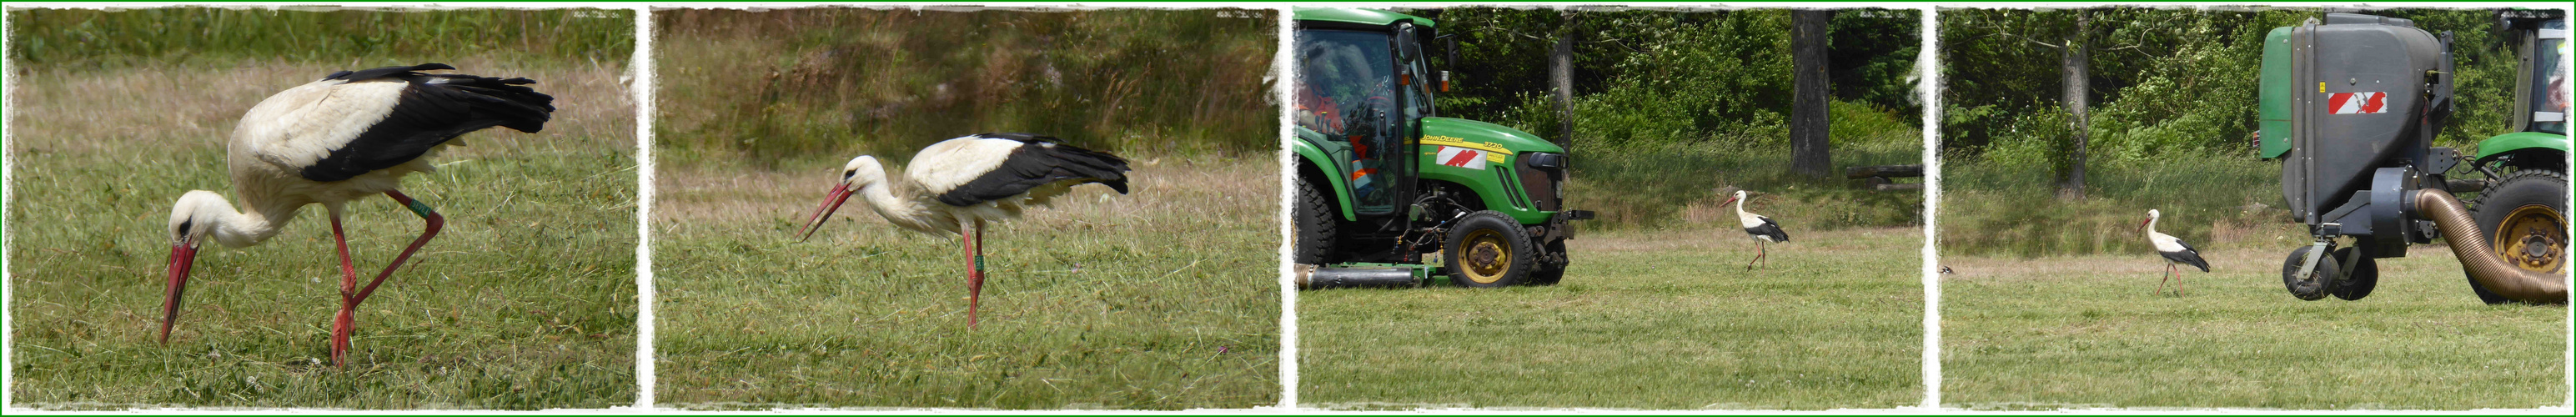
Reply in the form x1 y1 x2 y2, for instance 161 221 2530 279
2259 10 2568 304
1290 8 1593 289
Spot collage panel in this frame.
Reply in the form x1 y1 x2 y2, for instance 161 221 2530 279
6 7 640 409
1937 6 2568 409
1290 7 1929 409
645 7 1282 409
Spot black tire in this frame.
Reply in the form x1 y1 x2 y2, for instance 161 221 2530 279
1293 173 1337 265
2331 246 2378 301
1444 211 1536 288
1524 239 1569 285
2465 168 2568 304
2281 245 2338 301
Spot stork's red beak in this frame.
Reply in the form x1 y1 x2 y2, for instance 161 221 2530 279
2137 218 2151 233
1720 195 1740 207
160 241 198 344
797 183 856 242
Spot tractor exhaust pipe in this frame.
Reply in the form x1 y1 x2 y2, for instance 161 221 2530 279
2413 188 2569 304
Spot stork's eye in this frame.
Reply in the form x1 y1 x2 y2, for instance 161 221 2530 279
842 170 856 179
176 219 193 237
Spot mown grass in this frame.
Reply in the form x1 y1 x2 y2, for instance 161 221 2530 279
8 60 638 408
651 158 1279 409
1941 248 2568 409
652 8 1277 168
1568 100 1925 232
1301 228 1924 409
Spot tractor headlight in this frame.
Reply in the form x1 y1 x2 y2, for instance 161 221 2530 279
1524 152 1567 170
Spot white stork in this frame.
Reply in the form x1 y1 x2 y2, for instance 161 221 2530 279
162 63 553 366
2139 209 2210 296
1720 189 1790 270
797 133 1132 328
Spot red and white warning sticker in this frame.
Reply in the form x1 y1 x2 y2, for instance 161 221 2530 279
1435 146 1489 170
2328 92 2387 114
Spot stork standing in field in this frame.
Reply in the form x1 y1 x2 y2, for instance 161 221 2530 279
2139 209 2210 296
162 63 553 366
798 133 1132 328
1720 189 1790 270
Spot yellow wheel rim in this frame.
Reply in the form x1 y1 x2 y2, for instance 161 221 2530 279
2492 204 2567 274
1459 229 1513 284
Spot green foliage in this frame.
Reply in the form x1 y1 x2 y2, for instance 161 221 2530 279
654 8 1277 168
9 8 635 70
1415 8 1925 231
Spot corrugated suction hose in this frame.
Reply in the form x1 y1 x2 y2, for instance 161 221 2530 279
2413 188 2569 304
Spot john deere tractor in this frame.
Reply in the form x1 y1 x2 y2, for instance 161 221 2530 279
2259 11 2568 304
1291 8 1593 289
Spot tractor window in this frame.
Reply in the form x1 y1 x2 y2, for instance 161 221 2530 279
1298 29 1404 214
2532 21 2565 134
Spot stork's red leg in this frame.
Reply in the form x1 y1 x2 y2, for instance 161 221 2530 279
2175 264 2186 297
330 214 360 367
332 190 444 366
2156 263 2169 295
964 220 985 329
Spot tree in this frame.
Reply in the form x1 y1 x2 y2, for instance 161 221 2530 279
2057 11 2089 199
1550 10 1578 149
1791 9 1833 178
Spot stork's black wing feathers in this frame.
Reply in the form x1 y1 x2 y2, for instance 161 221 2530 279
300 63 556 182
935 133 1132 207
2160 242 2211 272
1746 217 1790 243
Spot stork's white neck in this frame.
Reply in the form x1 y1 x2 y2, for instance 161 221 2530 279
198 193 293 249
853 163 954 235
2145 214 2161 235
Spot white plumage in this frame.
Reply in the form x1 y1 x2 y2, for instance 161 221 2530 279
2140 208 2211 296
799 133 1132 328
160 63 552 366
1722 189 1790 269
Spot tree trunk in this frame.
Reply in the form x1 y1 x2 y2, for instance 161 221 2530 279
2057 12 2091 199
1549 10 1579 150
1790 9 1833 178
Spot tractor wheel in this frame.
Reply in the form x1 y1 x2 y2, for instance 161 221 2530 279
1524 239 1569 286
2466 168 2568 304
1444 211 1535 288
2281 245 2339 301
2330 246 2378 301
1293 173 1337 265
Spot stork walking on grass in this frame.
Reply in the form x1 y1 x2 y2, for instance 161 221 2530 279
2140 209 2210 296
1721 189 1790 270
797 133 1132 328
161 63 553 366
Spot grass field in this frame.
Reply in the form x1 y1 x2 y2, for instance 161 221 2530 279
651 157 1280 409
1941 244 2568 409
1300 227 1925 409
7 59 638 408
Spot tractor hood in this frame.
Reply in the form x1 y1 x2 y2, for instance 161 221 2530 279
1420 117 1564 154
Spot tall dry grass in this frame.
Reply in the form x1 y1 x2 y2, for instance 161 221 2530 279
653 8 1278 168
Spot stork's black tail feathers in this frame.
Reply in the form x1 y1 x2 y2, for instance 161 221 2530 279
298 63 557 182
933 133 1132 207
